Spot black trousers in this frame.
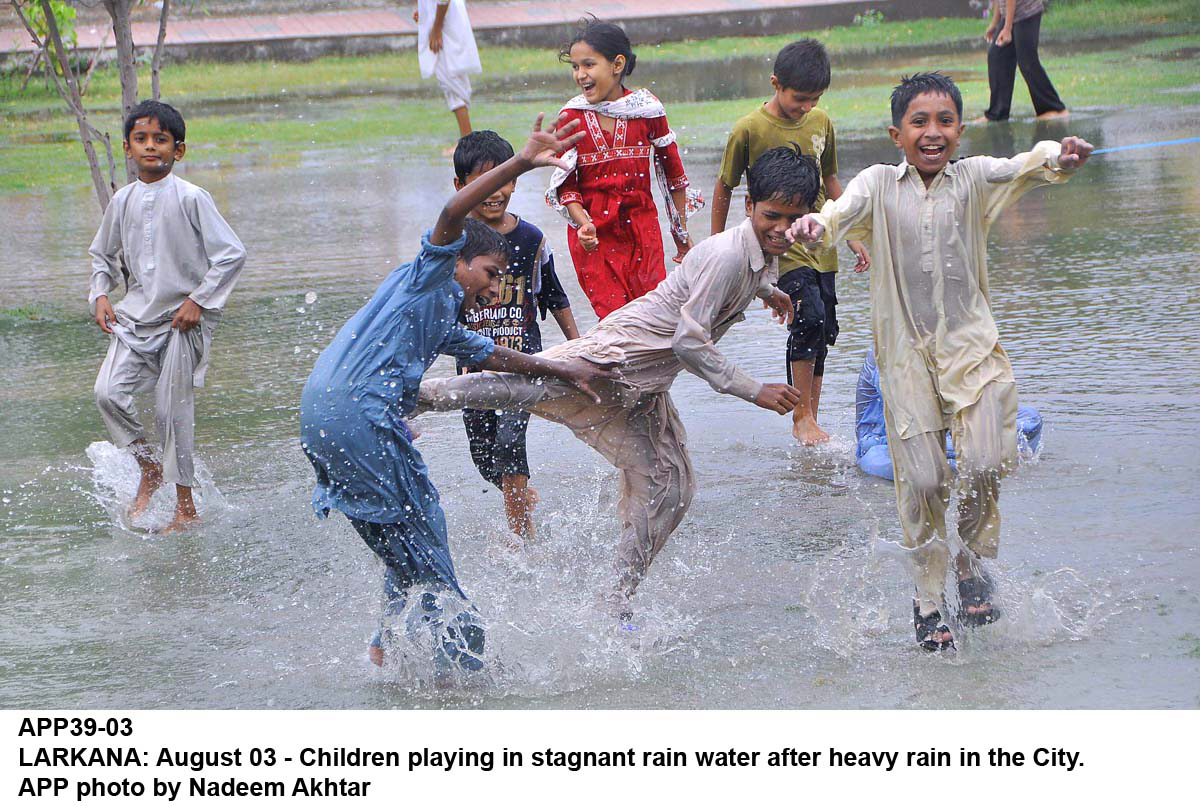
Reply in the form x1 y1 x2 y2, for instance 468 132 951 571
983 13 1066 121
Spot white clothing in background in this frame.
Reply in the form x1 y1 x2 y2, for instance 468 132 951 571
417 0 481 110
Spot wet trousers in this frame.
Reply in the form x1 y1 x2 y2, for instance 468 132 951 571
93 325 205 487
885 381 1018 616
347 517 484 671
419 372 695 611
983 12 1066 120
433 58 471 110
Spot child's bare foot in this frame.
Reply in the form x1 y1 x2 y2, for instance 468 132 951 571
128 458 163 519
971 114 992 124
792 416 830 445
159 485 199 533
160 510 200 534
1035 108 1069 120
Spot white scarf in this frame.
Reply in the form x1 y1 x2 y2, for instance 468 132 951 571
545 88 704 239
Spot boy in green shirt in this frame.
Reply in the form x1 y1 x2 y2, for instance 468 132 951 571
711 39 869 445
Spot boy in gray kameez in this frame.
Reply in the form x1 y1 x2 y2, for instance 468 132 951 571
90 101 246 532
419 146 821 620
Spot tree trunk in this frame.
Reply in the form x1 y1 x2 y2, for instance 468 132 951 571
104 0 138 183
152 0 170 101
30 0 114 210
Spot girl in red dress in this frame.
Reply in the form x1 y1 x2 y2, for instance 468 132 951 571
547 19 703 319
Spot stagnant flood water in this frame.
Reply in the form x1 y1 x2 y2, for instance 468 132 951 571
1 101 1198 708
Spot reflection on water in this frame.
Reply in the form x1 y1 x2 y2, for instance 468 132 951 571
1 99 1198 708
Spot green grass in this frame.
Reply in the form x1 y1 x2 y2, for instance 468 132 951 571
1 0 1197 192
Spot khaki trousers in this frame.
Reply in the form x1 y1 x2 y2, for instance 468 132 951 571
885 380 1018 615
419 371 695 612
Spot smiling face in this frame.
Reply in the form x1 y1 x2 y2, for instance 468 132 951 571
124 116 184 183
769 78 822 122
888 91 964 184
568 41 625 104
454 163 515 228
454 253 505 316
746 195 810 258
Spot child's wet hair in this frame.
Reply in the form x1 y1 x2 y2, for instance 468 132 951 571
460 218 511 265
559 16 637 77
773 39 830 94
123 99 186 144
890 72 963 126
746 143 820 209
453 130 515 182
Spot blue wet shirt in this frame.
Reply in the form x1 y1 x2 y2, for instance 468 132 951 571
300 230 495 523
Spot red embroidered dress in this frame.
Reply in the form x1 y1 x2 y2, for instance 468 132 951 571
556 98 690 319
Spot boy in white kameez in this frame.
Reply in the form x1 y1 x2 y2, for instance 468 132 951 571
90 100 246 532
791 73 1092 650
419 146 821 621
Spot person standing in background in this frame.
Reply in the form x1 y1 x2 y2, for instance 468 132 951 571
414 0 482 143
977 0 1069 122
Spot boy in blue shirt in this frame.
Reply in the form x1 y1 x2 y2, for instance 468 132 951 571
300 114 604 670
452 130 580 543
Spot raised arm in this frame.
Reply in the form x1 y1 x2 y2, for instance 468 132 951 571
976 136 1092 228
788 166 878 261
432 113 583 246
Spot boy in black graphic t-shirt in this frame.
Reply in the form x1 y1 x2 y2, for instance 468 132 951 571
453 130 580 542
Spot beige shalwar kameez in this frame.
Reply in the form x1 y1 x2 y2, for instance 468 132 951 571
420 217 777 610
807 140 1075 613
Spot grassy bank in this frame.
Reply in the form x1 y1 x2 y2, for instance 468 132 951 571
1 0 1197 192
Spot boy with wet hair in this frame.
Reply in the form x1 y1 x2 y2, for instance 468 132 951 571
90 99 246 533
791 71 1093 650
300 113 604 670
419 145 820 620
711 38 869 446
451 129 580 543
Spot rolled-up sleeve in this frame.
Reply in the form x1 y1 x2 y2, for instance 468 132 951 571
185 189 247 311
442 325 495 366
976 140 1073 227
672 253 761 403
808 166 878 253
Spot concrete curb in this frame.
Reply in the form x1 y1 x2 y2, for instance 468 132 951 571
1 1 971 63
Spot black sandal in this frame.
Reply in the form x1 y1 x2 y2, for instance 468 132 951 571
957 575 1000 627
913 602 955 651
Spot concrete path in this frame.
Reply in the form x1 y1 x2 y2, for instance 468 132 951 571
2 0 967 58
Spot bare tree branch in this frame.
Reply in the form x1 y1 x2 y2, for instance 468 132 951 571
18 0 116 210
152 0 170 101
80 25 112 97
20 46 43 92
103 0 138 182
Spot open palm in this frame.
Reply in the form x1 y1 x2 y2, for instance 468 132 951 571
519 113 585 171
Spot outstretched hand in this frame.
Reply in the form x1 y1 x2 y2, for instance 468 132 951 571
762 286 794 325
1058 136 1094 170
755 383 803 415
518 113 585 171
786 214 825 245
556 357 616 404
